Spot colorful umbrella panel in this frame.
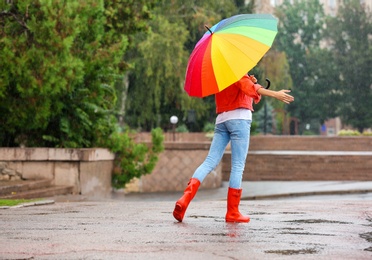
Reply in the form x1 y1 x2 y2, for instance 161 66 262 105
184 14 278 97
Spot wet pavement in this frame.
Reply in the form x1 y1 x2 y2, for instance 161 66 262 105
1 181 372 259
118 181 372 202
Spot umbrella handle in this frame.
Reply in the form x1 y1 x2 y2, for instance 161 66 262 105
205 25 213 34
248 74 271 89
265 78 271 89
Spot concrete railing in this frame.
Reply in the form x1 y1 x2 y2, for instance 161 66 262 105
0 148 115 197
248 136 372 151
1 136 371 195
0 144 222 195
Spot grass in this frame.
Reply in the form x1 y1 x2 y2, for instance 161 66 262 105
0 199 41 207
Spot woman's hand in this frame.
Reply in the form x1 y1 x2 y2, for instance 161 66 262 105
248 74 258 83
274 90 294 104
257 88 294 104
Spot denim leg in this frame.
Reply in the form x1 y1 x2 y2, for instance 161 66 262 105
192 123 230 183
226 119 251 189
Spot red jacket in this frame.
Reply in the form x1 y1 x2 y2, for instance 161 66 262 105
215 75 262 114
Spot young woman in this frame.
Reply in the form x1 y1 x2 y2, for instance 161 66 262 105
173 74 294 223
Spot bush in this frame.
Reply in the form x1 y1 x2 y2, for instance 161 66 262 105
0 0 155 148
203 122 215 133
337 129 361 136
302 130 317 135
109 127 164 189
176 124 189 133
250 121 259 135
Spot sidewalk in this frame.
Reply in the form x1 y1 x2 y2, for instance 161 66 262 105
1 181 372 259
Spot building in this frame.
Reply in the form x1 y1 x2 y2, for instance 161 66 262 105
251 0 372 15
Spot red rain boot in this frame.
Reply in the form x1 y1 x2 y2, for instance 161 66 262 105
173 178 200 222
225 187 250 223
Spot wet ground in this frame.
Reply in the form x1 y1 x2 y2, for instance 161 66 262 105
0 200 371 259
1 181 372 259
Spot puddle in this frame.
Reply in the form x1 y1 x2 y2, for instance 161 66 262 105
359 217 372 251
250 212 271 215
280 212 306 215
188 215 218 219
280 232 335 236
284 219 351 224
265 248 318 255
360 232 372 243
360 231 372 251
274 227 304 230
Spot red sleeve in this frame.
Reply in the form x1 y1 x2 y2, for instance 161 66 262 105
236 75 262 104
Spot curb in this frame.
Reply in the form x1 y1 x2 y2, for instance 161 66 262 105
243 189 372 200
0 199 55 209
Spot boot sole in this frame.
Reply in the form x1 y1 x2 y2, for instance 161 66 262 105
225 218 250 223
173 203 184 222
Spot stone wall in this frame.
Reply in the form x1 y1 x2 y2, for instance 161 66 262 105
125 142 222 193
133 134 372 188
223 136 372 181
0 148 115 197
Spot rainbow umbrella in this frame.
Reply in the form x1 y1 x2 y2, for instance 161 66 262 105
184 14 278 97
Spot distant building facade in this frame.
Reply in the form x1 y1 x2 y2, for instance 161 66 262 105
251 0 371 15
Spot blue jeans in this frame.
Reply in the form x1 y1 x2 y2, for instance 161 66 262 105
192 119 252 189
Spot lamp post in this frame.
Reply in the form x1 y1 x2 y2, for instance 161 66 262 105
170 115 178 141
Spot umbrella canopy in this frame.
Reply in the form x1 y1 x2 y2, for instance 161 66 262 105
184 14 278 97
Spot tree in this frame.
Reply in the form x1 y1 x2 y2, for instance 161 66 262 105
275 0 336 133
0 0 157 147
0 0 165 188
125 15 189 131
256 50 293 134
124 0 258 132
324 0 372 132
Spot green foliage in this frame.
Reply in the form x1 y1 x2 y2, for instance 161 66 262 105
203 122 215 133
253 101 275 134
275 0 329 131
203 122 214 140
176 124 189 133
0 0 163 186
125 14 189 130
338 129 361 136
275 0 372 133
0 199 41 207
258 50 293 109
338 130 372 137
250 121 259 136
362 131 372 137
124 0 254 132
110 127 164 189
324 0 372 132
302 130 315 136
0 0 157 147
337 129 372 137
